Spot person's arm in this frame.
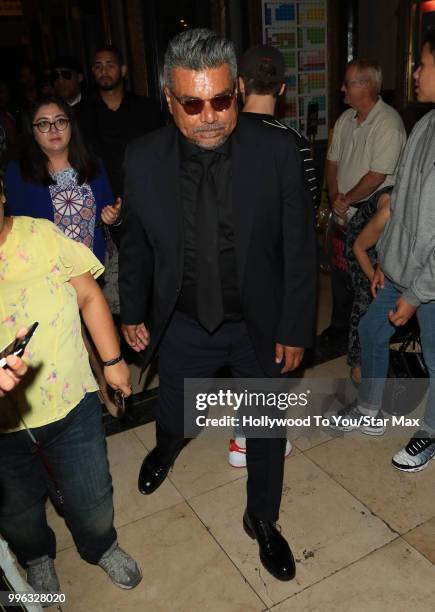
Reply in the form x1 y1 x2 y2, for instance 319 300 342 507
0 329 28 396
353 193 391 281
276 141 317 372
326 159 338 205
69 272 131 395
119 142 154 352
343 171 386 207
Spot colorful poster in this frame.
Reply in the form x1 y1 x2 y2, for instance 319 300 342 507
262 1 328 140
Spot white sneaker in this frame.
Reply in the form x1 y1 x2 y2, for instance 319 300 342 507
228 438 292 468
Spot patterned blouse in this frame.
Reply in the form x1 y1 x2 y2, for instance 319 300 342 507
0 217 103 432
49 167 97 251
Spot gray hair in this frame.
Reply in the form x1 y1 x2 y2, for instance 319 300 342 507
163 28 237 88
347 58 382 94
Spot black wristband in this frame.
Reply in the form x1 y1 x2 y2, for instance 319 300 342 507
102 355 123 367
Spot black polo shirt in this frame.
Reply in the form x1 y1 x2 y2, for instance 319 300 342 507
78 91 162 196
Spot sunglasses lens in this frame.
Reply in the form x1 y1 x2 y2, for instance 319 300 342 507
182 99 204 115
210 95 233 112
61 70 73 80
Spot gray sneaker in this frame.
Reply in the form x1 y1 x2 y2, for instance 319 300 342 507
98 542 142 589
26 555 60 602
328 402 386 436
392 431 435 472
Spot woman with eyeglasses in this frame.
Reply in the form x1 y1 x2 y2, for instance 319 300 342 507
4 96 122 414
4 95 121 263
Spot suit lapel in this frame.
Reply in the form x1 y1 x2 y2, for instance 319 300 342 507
151 124 184 283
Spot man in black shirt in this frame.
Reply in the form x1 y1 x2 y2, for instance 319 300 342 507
79 45 162 197
119 29 317 583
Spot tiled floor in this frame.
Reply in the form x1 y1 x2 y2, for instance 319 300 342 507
48 272 435 610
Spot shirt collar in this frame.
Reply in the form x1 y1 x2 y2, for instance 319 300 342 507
179 131 232 161
353 97 383 125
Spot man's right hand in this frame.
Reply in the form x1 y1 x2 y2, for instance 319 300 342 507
121 323 150 352
371 265 385 298
333 193 348 217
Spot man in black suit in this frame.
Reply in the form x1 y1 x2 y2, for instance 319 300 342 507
119 29 317 582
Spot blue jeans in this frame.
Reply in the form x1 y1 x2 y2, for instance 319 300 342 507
358 279 435 430
0 392 116 567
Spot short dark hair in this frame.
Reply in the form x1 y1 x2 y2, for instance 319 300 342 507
424 29 435 58
19 96 97 186
94 45 123 64
242 77 282 97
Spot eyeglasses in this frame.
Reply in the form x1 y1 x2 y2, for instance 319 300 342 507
32 118 70 133
51 69 73 81
169 86 236 115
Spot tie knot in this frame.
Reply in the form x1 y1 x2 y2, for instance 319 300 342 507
195 151 218 170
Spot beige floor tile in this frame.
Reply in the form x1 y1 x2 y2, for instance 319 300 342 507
189 453 395 607
306 436 435 534
292 430 332 452
55 502 265 612
271 538 435 612
403 516 435 564
107 430 183 527
320 355 348 378
134 422 299 500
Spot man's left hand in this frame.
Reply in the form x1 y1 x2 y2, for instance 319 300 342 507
388 296 417 327
101 197 122 225
275 344 304 373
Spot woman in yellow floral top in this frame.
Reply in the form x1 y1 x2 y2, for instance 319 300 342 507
0 180 142 595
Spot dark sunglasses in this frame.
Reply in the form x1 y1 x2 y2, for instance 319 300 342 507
170 86 236 115
51 69 74 82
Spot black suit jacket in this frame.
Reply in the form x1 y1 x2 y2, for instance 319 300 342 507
119 115 317 376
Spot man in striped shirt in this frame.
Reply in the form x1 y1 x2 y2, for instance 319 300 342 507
238 44 319 207
226 45 318 469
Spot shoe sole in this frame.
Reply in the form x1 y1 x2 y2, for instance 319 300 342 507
109 567 143 590
329 424 386 437
242 518 294 582
392 455 435 472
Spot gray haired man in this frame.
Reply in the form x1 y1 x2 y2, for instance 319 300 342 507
321 58 406 370
119 29 317 582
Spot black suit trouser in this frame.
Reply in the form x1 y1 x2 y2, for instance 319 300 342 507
155 310 286 522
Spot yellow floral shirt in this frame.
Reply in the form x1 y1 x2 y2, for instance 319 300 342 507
0 216 104 432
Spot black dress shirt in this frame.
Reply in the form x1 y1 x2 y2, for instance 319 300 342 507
78 91 162 196
177 133 242 323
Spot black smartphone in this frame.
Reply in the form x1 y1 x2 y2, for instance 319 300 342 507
0 322 39 368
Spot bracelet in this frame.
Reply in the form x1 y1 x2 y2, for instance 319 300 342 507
102 355 123 367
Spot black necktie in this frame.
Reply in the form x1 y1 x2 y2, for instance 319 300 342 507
195 152 224 332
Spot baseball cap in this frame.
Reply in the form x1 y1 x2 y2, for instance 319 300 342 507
239 45 285 83
52 56 82 75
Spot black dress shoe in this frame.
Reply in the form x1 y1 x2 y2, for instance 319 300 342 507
243 510 295 581
138 445 184 495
